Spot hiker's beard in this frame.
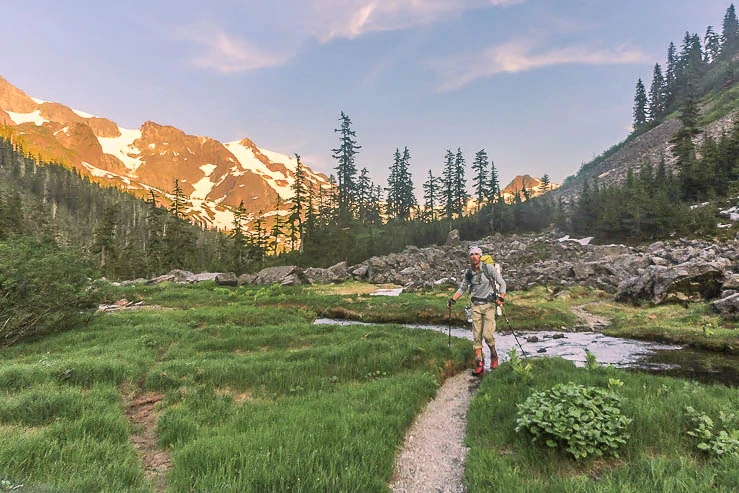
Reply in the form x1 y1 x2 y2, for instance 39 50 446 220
470 258 480 269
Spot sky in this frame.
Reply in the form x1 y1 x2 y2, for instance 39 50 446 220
1 0 735 190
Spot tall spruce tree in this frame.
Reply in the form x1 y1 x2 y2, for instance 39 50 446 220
453 148 469 215
331 111 361 225
486 158 500 204
704 25 721 63
288 153 307 252
356 167 374 223
385 148 402 220
471 149 489 210
422 170 441 222
633 78 648 130
665 41 678 109
648 63 666 119
441 150 456 220
395 147 416 220
722 3 739 57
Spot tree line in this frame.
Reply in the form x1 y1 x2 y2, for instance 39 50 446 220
632 3 739 130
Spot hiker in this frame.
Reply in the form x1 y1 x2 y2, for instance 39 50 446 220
447 245 506 375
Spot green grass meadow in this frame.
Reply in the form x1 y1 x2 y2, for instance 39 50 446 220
0 282 470 492
1 281 737 492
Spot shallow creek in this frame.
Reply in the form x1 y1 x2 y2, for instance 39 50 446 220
315 318 739 386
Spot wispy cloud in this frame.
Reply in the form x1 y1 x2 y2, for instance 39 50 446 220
183 29 290 73
309 0 524 42
431 39 648 92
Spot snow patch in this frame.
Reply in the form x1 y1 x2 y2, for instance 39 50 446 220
225 140 294 199
7 109 48 126
72 108 95 118
98 127 143 172
558 235 593 245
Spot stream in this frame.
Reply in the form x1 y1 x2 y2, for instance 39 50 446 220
315 318 739 386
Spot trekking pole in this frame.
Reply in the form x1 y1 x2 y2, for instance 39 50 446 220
447 306 452 347
500 307 527 358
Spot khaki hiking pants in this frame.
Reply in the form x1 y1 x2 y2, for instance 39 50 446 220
471 302 497 350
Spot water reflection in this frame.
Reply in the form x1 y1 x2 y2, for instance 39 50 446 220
314 318 739 386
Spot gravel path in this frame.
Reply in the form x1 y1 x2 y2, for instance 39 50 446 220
389 371 481 493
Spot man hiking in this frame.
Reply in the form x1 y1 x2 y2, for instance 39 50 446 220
447 245 506 376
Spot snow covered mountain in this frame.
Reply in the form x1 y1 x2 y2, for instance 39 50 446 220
0 75 329 230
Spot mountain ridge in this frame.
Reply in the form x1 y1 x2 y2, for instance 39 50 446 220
0 75 330 230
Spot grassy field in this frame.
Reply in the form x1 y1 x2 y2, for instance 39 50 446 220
0 281 737 492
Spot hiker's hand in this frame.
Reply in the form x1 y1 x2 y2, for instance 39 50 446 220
447 298 456 309
496 295 505 305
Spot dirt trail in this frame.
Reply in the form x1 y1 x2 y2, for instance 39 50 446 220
124 391 171 492
570 302 611 330
389 371 481 493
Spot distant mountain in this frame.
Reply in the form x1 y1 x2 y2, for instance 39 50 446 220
500 174 560 202
0 75 329 230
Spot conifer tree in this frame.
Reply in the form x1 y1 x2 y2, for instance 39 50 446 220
632 78 648 130
288 153 306 251
453 148 469 215
395 147 416 221
92 204 120 275
169 179 188 220
422 170 441 222
441 150 456 220
486 159 500 204
331 111 361 225
269 196 284 255
356 167 374 223
385 148 402 220
704 25 721 63
229 200 249 273
540 174 551 191
721 3 739 57
648 63 666 119
665 42 678 108
471 149 489 210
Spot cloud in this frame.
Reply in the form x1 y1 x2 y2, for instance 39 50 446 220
309 0 524 42
184 29 290 73
431 39 648 92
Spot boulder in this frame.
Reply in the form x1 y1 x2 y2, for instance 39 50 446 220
252 266 305 285
215 272 238 286
615 261 727 305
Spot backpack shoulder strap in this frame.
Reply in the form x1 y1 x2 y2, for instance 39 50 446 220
480 263 498 294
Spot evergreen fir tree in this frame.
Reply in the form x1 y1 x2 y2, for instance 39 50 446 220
331 111 361 225
422 170 441 222
385 148 402 220
486 159 500 204
453 148 469 215
356 167 374 223
704 25 721 63
648 63 666 119
441 150 456 220
632 78 648 130
540 174 551 191
471 149 489 210
229 200 249 273
665 42 678 108
721 3 739 57
395 147 416 221
288 153 307 251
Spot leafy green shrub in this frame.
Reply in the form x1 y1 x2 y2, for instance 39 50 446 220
0 236 99 346
685 406 739 458
515 382 632 460
506 347 532 384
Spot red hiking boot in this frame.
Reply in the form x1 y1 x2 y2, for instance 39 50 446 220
490 356 499 370
472 358 485 376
